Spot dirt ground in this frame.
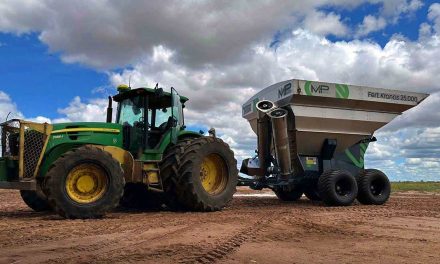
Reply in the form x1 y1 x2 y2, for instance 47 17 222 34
0 188 439 264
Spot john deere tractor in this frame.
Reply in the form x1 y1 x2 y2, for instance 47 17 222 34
0 85 238 218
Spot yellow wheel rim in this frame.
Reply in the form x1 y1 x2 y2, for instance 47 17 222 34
65 163 108 204
200 154 228 195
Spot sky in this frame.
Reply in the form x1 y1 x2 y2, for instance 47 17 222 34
0 0 439 181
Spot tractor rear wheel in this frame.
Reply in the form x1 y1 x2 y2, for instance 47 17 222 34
20 185 51 212
274 186 303 201
160 137 238 211
43 146 125 219
120 183 164 210
357 169 391 205
318 170 358 206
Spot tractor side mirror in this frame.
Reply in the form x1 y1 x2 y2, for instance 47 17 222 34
171 117 178 127
167 116 178 128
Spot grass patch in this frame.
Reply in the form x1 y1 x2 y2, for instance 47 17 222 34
391 182 440 192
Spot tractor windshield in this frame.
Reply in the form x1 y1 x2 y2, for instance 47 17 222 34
117 97 144 126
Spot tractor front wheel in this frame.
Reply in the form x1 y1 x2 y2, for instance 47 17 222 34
43 146 125 219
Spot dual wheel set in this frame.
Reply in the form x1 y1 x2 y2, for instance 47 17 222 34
274 169 391 206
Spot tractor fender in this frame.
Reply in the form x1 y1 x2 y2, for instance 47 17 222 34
177 131 203 140
90 145 135 183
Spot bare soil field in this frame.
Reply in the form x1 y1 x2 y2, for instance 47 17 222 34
0 188 439 264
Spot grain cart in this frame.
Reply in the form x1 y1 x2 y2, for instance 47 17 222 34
0 85 238 218
240 79 428 206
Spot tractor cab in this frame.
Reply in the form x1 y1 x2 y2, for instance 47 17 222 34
112 85 188 158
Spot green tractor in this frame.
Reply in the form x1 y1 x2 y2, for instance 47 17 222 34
0 85 238 218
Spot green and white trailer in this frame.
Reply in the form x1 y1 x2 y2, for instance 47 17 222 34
240 79 429 206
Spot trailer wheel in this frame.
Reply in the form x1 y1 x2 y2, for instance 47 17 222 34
160 137 238 211
274 186 303 201
43 146 125 219
357 169 391 205
120 183 164 210
20 186 51 212
318 170 358 206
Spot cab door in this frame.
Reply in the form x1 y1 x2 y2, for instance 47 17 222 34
171 88 183 144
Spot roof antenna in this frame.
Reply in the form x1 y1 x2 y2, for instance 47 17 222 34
128 75 132 89
5 112 11 122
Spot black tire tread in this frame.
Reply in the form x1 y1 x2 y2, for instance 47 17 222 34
318 170 357 206
20 189 51 212
357 169 391 205
42 145 125 219
160 137 238 211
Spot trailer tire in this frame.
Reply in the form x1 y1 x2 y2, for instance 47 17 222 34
20 187 51 212
160 137 238 211
357 169 391 205
318 170 358 206
43 146 125 219
274 186 303 201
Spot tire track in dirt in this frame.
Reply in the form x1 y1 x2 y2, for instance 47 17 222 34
176 209 286 264
46 224 196 264
0 224 191 264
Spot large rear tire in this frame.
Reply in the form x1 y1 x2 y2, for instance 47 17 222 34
43 146 125 219
20 186 51 212
274 186 303 201
318 170 358 206
160 137 238 211
357 169 391 205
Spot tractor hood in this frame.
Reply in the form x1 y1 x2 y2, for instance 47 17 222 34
48 122 124 150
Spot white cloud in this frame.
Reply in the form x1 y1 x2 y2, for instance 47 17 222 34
356 15 387 37
53 96 108 123
303 10 349 37
0 91 23 120
354 0 423 38
428 3 440 34
365 127 440 181
381 0 423 23
0 0 425 69
0 91 108 124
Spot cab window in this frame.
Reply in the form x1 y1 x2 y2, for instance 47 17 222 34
117 97 144 126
